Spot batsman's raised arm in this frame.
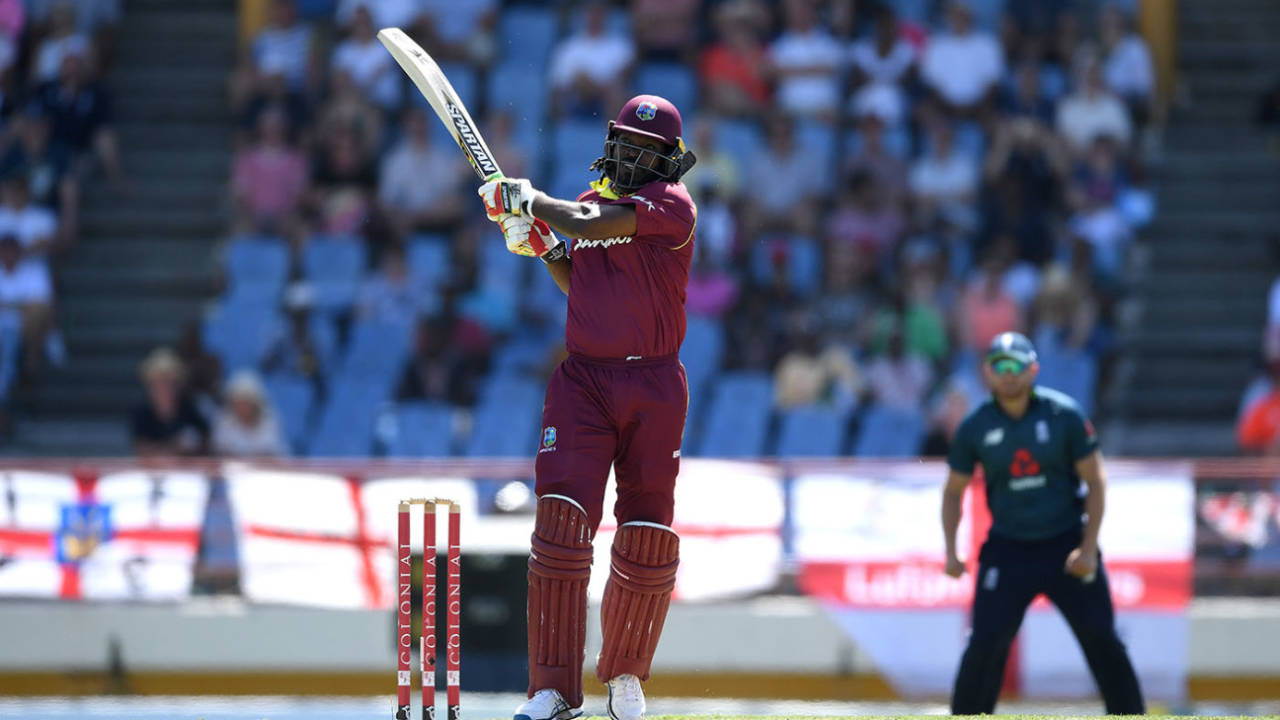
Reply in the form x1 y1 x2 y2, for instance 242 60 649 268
478 176 638 240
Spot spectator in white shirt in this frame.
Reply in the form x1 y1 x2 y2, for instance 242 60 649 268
909 121 978 213
0 173 58 268
744 115 823 234
33 1 88 84
1099 4 1154 125
920 1 1004 115
336 0 424 32
356 245 436 327
331 4 400 110
378 108 468 238
769 0 843 121
1056 49 1133 154
231 0 315 113
420 0 497 64
0 234 53 383
865 328 934 412
849 3 915 116
549 0 633 119
212 370 288 458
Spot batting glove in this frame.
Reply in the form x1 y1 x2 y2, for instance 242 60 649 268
479 177 537 219
500 214 566 263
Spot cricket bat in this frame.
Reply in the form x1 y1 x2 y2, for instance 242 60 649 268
377 27 504 182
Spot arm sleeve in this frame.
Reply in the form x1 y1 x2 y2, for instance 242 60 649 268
947 417 978 474
616 188 696 249
1066 408 1100 461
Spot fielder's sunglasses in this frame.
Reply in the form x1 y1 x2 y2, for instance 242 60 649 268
989 357 1029 375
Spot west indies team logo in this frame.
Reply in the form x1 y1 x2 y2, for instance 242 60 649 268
543 426 557 448
635 101 658 121
1009 448 1041 477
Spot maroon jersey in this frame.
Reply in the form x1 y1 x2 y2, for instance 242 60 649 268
565 178 696 360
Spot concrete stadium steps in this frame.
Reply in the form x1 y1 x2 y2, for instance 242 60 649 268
1112 4 1280 455
13 0 237 454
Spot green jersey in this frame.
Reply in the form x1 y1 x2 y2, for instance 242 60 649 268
947 386 1100 541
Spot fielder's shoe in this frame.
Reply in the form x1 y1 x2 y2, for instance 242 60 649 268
605 674 645 720
514 688 582 720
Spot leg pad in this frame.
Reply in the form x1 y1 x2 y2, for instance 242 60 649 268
595 521 679 682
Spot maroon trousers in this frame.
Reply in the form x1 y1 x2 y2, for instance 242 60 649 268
534 353 688 532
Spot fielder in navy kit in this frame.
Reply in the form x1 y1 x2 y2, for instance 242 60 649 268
942 332 1145 714
478 94 696 720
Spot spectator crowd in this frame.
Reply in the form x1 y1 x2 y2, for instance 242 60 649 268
134 0 1159 461
0 0 122 433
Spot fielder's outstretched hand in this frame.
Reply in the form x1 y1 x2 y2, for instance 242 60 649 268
479 177 537 219
499 214 566 262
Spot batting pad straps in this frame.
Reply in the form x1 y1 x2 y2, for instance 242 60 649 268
595 522 680 683
527 495 594 709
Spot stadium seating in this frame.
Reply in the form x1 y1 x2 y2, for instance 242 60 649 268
302 235 367 313
777 405 852 457
224 235 289 305
497 5 559 70
698 372 773 457
634 63 698 115
751 236 822 298
467 375 543 456
853 406 926 457
307 378 387 456
335 319 413 385
406 233 451 292
204 301 283 376
387 402 455 457
264 374 316 454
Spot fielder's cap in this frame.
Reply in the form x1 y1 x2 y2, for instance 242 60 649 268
613 94 683 147
986 331 1037 364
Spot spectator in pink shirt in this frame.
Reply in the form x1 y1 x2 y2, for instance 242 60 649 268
232 105 308 234
826 169 904 262
958 253 1023 354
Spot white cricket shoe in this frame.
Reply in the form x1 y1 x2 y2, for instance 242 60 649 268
514 688 582 720
605 674 645 720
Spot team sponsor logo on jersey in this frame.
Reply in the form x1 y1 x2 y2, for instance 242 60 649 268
1008 448 1046 490
636 101 658 121
575 236 634 249
983 428 1004 447
633 196 657 212
1036 420 1049 443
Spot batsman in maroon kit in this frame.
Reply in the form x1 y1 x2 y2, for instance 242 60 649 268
477 94 697 720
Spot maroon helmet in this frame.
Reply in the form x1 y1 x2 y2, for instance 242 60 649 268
590 94 696 193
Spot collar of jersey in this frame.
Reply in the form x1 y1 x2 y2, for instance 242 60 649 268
590 177 626 199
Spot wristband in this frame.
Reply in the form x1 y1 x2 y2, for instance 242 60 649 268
540 243 567 264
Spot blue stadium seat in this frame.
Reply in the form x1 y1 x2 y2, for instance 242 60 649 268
633 63 698 115
714 119 765 160
407 234 451 291
498 6 558 69
1038 350 1098 418
844 125 912 161
777 405 851 457
307 378 387 457
224 235 289 305
883 0 930 24
795 121 838 181
306 312 340 373
264 374 315 454
697 372 773 457
491 337 551 376
853 406 926 457
478 237 527 291
466 377 543 457
567 6 630 36
679 315 724 451
388 402 455 457
204 301 283 375
302 235 367 312
338 319 412 385
554 121 605 182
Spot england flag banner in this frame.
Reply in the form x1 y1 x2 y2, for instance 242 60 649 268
0 470 208 601
792 460 1193 702
226 461 784 608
